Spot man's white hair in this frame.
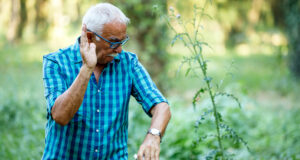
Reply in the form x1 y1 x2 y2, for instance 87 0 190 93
82 3 130 34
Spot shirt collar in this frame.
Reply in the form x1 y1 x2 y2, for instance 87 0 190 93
72 37 121 64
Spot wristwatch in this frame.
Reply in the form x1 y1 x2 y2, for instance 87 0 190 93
147 128 162 142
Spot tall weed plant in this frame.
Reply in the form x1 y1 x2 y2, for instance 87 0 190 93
160 1 250 159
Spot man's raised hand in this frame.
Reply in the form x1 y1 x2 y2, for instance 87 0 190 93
80 24 97 71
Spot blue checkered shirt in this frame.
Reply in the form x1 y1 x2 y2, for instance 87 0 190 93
42 38 167 160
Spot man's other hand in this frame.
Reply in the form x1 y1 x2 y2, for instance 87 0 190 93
80 24 97 71
137 134 160 160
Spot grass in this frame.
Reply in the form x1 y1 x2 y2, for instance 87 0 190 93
0 45 46 159
1 41 300 159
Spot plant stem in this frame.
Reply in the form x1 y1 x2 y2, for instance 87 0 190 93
166 0 225 158
195 54 225 159
192 1 225 157
206 80 224 159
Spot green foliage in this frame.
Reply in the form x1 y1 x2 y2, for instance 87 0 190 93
1 0 300 159
0 44 46 159
1 42 300 159
127 87 300 159
165 0 249 159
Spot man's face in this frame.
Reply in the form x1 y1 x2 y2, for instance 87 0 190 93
92 21 127 65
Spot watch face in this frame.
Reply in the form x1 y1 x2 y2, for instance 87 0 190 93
150 129 160 135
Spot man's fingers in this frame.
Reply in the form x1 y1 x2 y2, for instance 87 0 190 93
80 24 88 47
137 147 144 160
144 147 150 160
155 149 159 160
150 148 155 160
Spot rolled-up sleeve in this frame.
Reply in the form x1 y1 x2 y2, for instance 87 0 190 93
43 57 67 119
130 54 168 117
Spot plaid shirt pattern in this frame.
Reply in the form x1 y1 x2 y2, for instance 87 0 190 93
42 38 167 160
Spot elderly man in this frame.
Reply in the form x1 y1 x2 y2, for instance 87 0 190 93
42 3 171 160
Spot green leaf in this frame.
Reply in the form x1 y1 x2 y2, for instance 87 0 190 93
214 92 242 108
194 109 213 129
171 33 186 46
171 35 179 46
185 68 191 77
219 123 251 152
192 88 207 109
202 60 208 75
176 56 192 77
217 112 223 122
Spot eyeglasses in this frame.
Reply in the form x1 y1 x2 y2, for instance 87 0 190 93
87 29 129 49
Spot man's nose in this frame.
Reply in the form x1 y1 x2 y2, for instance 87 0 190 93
113 45 122 53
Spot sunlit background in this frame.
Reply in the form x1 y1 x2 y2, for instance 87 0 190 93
0 0 299 159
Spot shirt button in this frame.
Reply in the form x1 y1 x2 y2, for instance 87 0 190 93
97 89 100 93
96 109 100 113
96 129 99 132
95 149 98 152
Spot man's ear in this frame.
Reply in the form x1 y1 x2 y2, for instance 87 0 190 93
86 32 93 43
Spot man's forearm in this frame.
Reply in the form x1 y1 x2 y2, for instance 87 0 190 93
137 102 171 159
51 65 93 125
149 102 171 137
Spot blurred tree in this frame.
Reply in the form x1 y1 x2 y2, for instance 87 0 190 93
215 0 300 78
34 0 50 39
34 0 49 39
215 0 250 48
271 0 300 78
17 0 27 39
75 0 83 23
283 0 300 78
113 0 170 93
7 0 27 43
